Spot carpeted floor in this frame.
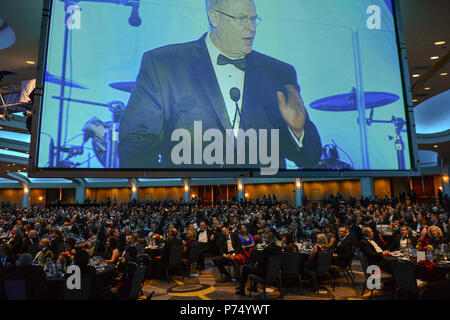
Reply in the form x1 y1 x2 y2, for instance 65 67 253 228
141 259 393 301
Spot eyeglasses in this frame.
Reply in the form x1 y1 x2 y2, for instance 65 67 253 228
214 10 262 26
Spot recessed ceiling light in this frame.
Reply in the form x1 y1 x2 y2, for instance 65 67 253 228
440 72 448 76
424 87 431 90
4 147 8 150
430 56 440 60
26 61 35 65
433 145 438 148
434 41 446 45
412 74 420 78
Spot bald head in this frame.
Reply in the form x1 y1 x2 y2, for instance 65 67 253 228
206 0 229 11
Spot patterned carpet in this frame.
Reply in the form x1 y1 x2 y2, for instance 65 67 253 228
141 259 392 300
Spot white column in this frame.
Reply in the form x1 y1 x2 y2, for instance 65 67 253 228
237 178 245 201
21 182 30 208
360 177 374 199
183 178 191 202
74 178 86 204
129 178 138 202
295 178 303 208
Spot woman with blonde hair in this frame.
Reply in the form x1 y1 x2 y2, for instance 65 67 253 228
428 226 446 248
304 233 329 271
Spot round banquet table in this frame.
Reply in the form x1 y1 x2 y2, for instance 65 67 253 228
383 256 450 282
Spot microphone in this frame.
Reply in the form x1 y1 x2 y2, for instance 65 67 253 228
229 87 242 129
128 1 142 27
230 87 241 103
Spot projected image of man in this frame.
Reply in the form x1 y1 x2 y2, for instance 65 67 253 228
118 0 322 170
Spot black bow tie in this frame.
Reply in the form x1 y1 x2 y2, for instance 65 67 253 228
217 54 246 71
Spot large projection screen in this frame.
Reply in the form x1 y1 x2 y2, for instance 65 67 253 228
30 0 418 178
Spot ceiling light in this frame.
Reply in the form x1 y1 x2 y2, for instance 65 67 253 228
412 74 420 78
434 41 446 45
12 163 15 165
430 56 439 60
26 61 35 65
424 87 431 90
440 72 448 76
433 145 438 148
0 127 3 129
412 99 418 103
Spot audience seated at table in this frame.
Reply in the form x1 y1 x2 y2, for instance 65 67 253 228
304 233 330 271
428 226 446 248
104 237 120 264
236 224 255 266
283 233 299 253
213 227 242 283
0 193 448 299
332 226 354 267
360 227 392 272
388 225 416 251
236 232 282 296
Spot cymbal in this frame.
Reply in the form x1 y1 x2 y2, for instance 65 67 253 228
109 82 135 93
310 91 399 112
45 72 88 89
0 19 16 50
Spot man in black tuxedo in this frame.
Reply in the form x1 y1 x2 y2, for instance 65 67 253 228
360 227 392 272
196 221 216 270
332 226 354 267
236 231 281 296
119 0 322 170
213 227 243 282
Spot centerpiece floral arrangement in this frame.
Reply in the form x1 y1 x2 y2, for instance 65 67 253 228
58 251 74 272
151 233 164 245
416 237 433 251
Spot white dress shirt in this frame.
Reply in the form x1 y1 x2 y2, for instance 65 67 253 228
198 230 208 243
205 33 305 147
368 239 383 253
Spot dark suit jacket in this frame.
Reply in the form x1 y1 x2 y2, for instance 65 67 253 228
360 239 385 268
332 235 354 267
119 33 322 169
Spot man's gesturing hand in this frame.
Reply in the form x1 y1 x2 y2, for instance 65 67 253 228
277 85 306 140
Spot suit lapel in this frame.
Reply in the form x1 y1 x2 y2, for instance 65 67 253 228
192 34 231 131
241 52 258 131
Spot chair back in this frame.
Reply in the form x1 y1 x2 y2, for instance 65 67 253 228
264 255 282 281
3 280 27 300
281 253 300 277
127 267 147 300
189 243 203 261
316 250 333 274
168 246 183 267
357 250 369 274
390 260 419 298
64 277 93 300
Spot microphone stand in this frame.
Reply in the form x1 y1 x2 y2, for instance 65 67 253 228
54 0 140 168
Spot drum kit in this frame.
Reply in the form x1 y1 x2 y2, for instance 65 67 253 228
310 87 406 170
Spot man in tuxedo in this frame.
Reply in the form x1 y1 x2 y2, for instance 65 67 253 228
388 225 416 251
119 0 322 170
213 227 243 282
332 226 354 267
197 221 216 270
360 227 392 272
236 231 281 296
